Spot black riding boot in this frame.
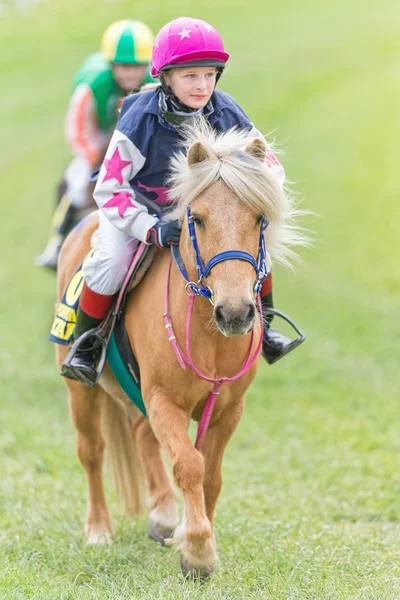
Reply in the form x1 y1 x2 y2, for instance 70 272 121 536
60 306 103 385
261 291 305 364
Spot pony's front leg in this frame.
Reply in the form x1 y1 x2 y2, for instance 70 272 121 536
132 415 179 544
67 382 112 544
148 392 216 579
201 398 245 532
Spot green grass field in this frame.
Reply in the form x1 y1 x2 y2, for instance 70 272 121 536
1 0 400 597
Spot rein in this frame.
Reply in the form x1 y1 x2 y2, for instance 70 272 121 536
164 207 268 449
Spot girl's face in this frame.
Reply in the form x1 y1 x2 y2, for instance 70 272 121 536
164 66 218 109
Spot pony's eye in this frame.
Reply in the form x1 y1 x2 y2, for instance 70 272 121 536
192 215 205 228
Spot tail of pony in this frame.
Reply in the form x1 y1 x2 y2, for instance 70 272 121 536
101 395 147 518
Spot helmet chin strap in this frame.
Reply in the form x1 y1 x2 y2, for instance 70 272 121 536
159 75 199 114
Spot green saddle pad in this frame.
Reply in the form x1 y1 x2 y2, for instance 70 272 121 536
107 332 147 417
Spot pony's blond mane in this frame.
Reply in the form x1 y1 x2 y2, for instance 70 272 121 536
166 118 308 267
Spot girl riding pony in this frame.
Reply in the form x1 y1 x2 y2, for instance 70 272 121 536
60 16 305 385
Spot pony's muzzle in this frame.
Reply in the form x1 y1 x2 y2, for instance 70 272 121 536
214 302 256 336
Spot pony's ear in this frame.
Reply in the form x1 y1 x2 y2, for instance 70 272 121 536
187 141 209 166
245 137 267 162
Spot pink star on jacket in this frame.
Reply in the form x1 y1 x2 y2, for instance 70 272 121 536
103 192 137 218
102 147 131 185
137 181 170 204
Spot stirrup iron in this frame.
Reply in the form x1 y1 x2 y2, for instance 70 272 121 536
60 328 108 386
263 307 306 364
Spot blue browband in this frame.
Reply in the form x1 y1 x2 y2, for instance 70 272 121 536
171 205 269 303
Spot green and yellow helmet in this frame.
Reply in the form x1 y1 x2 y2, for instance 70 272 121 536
101 20 154 65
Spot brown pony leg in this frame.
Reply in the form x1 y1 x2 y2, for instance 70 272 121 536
66 379 112 543
201 398 245 530
147 392 216 579
132 416 179 545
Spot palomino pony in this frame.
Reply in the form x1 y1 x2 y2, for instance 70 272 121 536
55 121 303 579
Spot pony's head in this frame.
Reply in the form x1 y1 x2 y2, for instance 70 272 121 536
167 119 307 336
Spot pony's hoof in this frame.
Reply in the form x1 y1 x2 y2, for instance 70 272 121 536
148 518 175 546
86 525 112 545
180 556 215 582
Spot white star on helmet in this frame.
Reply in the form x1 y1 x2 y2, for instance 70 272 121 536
176 28 191 40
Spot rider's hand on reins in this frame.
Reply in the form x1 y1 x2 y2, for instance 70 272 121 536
146 219 181 248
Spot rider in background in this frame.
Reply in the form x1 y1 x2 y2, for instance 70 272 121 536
36 19 156 270
60 16 305 385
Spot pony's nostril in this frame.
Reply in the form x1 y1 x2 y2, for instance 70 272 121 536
246 303 255 322
215 305 226 324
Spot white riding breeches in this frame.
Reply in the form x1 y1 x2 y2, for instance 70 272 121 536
83 211 140 295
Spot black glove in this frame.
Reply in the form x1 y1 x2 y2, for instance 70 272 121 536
146 219 181 248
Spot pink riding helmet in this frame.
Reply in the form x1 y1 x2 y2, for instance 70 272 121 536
151 17 230 78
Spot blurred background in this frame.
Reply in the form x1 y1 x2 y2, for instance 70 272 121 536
1 0 400 597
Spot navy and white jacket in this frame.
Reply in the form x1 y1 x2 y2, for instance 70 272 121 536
94 88 284 243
